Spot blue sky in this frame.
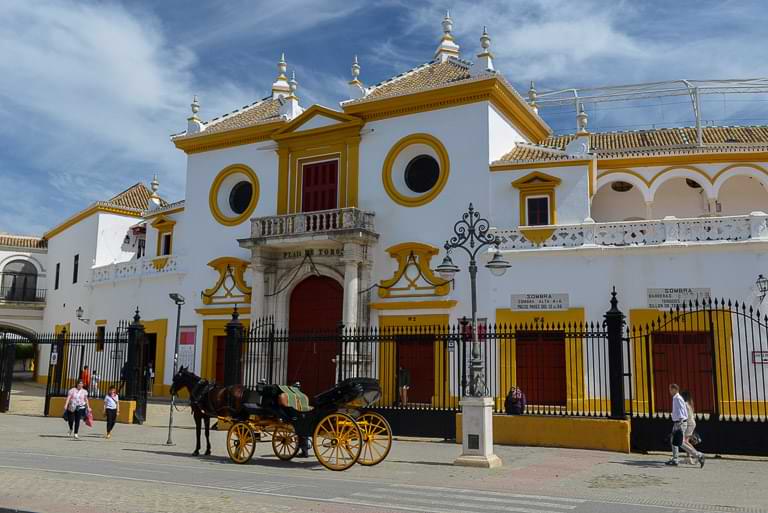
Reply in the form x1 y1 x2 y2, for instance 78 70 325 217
3 0 768 235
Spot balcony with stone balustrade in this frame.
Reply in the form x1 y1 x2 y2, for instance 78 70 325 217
492 212 768 252
90 255 181 284
246 207 378 247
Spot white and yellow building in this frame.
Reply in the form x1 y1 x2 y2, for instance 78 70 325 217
4 15 768 405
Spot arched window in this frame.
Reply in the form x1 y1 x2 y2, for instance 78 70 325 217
2 260 38 301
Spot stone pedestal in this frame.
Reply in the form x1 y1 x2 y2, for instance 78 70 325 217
454 396 502 468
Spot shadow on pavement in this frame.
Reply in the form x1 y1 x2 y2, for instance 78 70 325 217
611 459 671 468
121 448 323 469
387 459 456 467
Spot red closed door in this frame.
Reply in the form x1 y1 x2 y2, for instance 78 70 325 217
652 332 714 413
302 160 338 212
288 276 343 398
516 331 567 406
397 335 435 404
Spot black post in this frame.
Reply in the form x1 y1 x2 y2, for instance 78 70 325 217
605 287 627 419
125 308 145 423
0 336 15 413
336 321 345 383
267 325 275 385
224 306 244 386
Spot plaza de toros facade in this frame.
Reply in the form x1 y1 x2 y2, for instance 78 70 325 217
3 14 768 413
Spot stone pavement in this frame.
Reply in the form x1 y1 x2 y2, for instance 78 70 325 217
1 411 767 513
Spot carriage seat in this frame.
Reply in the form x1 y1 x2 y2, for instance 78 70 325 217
276 385 312 412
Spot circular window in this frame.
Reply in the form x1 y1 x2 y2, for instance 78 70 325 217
404 155 440 193
229 181 253 214
209 165 260 226
382 133 450 207
611 181 633 192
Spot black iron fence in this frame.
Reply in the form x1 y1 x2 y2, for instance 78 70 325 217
0 285 46 302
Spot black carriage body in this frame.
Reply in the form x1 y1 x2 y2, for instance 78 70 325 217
238 377 382 437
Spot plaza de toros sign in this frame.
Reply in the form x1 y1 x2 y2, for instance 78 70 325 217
647 288 711 309
511 293 569 311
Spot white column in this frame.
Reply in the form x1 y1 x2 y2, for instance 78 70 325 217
341 245 360 327
645 201 654 220
250 248 265 320
454 397 502 468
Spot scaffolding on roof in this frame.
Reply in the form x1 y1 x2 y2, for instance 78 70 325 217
531 78 768 145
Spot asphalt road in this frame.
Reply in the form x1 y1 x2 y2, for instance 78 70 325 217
1 414 766 513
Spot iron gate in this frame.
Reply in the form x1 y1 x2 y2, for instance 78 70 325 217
0 334 16 413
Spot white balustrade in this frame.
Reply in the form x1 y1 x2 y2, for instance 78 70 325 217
494 214 762 251
90 255 180 284
252 208 375 239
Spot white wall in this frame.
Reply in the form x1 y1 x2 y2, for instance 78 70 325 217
653 178 709 218
94 214 140 266
488 103 525 162
591 183 647 222
718 175 768 216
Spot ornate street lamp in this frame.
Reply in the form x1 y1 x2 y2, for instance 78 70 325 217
757 274 768 301
438 203 510 397
166 292 185 446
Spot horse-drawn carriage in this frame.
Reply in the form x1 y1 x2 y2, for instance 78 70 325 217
171 369 392 471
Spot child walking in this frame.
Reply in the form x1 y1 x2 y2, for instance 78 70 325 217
103 386 120 439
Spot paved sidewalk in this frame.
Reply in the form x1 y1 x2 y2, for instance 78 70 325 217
1 412 767 513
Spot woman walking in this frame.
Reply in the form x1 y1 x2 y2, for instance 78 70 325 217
63 379 90 439
103 386 119 439
681 390 705 466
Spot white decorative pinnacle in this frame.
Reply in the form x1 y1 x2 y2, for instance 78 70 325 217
435 11 460 62
272 52 291 99
480 26 491 51
528 81 538 113
288 71 298 98
147 174 162 210
150 174 160 196
190 95 200 117
278 52 288 79
351 55 361 81
470 25 494 76
577 103 589 134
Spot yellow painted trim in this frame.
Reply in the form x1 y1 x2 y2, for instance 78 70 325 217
711 162 768 182
456 413 631 453
272 105 362 138
343 76 550 142
597 151 768 170
382 133 450 208
151 257 169 270
378 242 450 298
201 257 252 305
209 164 260 226
347 136 361 208
94 320 107 326
598 168 653 187
195 307 252 316
490 159 591 171
142 319 168 397
201 318 250 381
588 158 596 198
291 151 344 213
512 171 561 226
495 308 586 412
370 300 458 310
44 205 142 240
152 214 176 256
172 120 284 154
277 148 290 215
378 314 450 408
519 227 556 245
629 309 735 416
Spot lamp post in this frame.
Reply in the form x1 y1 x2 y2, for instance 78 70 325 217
435 203 510 468
166 293 185 446
757 274 768 302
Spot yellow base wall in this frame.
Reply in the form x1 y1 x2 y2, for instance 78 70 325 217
456 413 631 453
47 397 136 424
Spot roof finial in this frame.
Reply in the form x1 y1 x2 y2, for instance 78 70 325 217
351 55 360 81
186 95 203 134
272 52 291 99
435 11 460 62
470 25 494 76
280 70 303 120
148 174 162 210
288 71 298 99
151 174 160 196
528 81 538 113
577 102 589 135
347 55 366 100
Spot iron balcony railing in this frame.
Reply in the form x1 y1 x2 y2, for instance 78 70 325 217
493 212 768 250
251 207 376 240
0 285 46 303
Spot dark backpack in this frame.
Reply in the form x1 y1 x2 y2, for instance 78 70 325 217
505 387 526 415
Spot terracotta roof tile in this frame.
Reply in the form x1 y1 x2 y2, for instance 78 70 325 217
0 234 47 249
498 125 768 163
106 183 167 210
194 97 282 136
347 59 473 104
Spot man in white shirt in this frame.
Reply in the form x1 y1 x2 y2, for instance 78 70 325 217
666 383 705 467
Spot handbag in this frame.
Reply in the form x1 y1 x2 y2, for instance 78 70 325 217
84 408 94 428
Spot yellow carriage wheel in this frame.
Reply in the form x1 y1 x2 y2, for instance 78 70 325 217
226 422 256 464
356 412 392 466
271 425 300 461
312 413 362 471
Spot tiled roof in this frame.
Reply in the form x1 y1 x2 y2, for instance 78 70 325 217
143 200 184 217
174 97 283 138
497 125 768 163
345 58 474 105
106 183 167 210
0 234 47 250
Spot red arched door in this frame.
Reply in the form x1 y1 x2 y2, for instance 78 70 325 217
288 276 343 398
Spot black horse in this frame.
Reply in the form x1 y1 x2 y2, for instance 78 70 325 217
170 367 248 456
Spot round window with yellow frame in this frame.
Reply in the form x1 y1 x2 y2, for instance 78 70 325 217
382 133 450 207
209 164 260 226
